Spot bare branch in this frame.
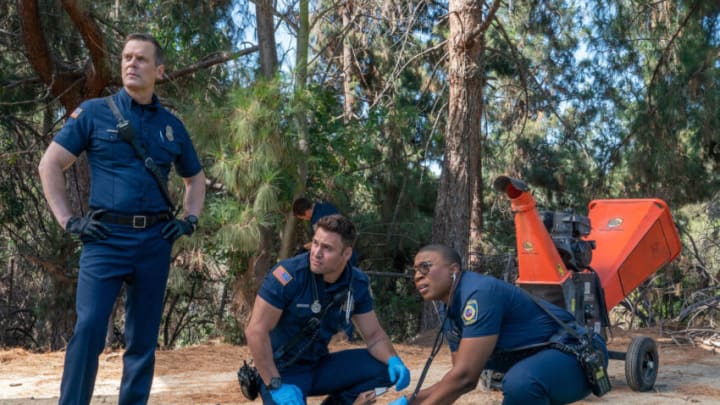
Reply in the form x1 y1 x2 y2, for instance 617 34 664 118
160 47 259 82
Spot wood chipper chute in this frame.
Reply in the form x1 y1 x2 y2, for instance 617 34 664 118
493 175 682 392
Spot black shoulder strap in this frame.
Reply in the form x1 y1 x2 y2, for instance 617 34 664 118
105 95 128 127
104 96 178 215
272 280 347 363
521 287 584 340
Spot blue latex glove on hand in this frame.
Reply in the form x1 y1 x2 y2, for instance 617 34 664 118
269 383 304 405
389 395 409 405
387 355 410 390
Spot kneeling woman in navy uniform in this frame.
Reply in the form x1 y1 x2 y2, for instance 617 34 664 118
245 214 410 405
391 244 608 405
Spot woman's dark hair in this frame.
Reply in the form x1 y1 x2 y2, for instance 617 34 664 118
417 244 462 267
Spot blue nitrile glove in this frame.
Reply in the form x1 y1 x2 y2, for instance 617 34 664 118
389 395 409 405
269 383 304 405
387 355 410 390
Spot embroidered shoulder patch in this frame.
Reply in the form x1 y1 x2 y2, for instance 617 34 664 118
70 107 83 119
462 299 479 325
272 266 293 286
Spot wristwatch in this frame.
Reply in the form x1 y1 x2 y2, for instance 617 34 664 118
266 377 282 390
184 215 198 232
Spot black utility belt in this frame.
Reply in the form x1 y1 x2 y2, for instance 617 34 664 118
98 212 172 228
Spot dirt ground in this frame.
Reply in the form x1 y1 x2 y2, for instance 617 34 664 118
1 328 718 405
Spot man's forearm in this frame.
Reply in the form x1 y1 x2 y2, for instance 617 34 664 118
39 162 73 229
246 331 281 385
366 332 395 363
182 171 206 217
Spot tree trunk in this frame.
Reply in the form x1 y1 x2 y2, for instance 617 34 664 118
468 33 487 271
432 0 486 259
342 0 356 122
242 0 279 298
280 0 310 260
427 0 499 330
255 0 278 78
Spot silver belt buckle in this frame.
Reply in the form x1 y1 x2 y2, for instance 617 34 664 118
132 215 147 228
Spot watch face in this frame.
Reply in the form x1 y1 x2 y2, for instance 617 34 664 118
269 377 282 390
185 215 198 230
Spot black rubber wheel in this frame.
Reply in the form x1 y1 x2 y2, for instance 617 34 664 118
625 336 659 391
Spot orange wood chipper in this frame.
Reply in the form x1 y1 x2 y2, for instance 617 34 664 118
493 176 682 392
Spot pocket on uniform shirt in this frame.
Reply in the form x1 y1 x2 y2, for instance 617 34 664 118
97 128 120 141
92 128 130 160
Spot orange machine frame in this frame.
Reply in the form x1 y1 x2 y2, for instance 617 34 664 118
495 176 682 312
585 199 682 310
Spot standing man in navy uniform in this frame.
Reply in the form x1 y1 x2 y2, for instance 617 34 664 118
245 214 410 405
390 244 608 405
38 33 206 405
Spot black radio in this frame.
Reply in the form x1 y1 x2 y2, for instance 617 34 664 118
237 360 261 400
578 342 611 397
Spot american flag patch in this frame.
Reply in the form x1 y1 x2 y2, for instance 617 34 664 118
272 266 293 286
70 107 82 119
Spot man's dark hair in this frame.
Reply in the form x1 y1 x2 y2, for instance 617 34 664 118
125 33 165 66
292 197 313 216
417 244 462 267
315 214 357 247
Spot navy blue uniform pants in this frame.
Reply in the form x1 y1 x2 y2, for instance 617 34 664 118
260 349 393 405
501 348 593 405
59 222 172 405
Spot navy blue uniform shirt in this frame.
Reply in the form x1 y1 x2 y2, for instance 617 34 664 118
310 202 339 227
440 272 575 352
53 89 202 214
259 253 373 366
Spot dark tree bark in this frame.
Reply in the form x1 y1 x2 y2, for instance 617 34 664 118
432 0 500 261
255 0 278 78
427 0 500 330
237 0 280 301
342 0 356 123
280 0 310 260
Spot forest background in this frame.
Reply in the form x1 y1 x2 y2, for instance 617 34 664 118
0 0 718 352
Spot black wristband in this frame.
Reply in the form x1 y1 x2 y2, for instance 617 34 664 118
266 376 282 390
184 215 198 231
